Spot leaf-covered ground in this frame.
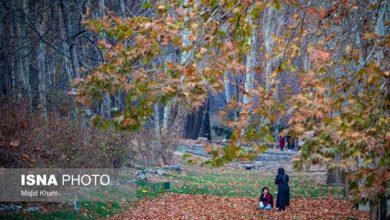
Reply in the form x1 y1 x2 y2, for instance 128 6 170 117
0 166 368 219
112 193 368 220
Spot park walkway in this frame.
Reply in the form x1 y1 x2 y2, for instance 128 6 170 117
175 144 316 172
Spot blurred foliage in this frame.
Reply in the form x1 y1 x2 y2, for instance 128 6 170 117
76 0 389 204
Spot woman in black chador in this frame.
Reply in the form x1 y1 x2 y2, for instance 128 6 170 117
275 167 290 211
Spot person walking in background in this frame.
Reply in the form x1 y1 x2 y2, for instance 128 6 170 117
290 136 295 151
278 135 285 151
286 134 291 151
275 167 290 211
293 137 298 150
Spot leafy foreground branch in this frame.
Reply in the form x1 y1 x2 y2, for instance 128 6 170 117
75 0 389 216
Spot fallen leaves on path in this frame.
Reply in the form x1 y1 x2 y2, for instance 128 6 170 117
111 193 368 220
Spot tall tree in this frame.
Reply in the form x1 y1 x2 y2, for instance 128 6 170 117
97 0 111 118
59 0 80 79
36 0 47 118
243 5 256 105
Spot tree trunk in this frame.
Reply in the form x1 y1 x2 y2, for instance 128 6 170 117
96 0 111 118
59 1 80 79
199 98 211 140
154 103 161 139
163 101 172 130
36 2 47 118
326 168 344 185
368 4 389 218
172 102 187 137
100 95 111 118
162 46 177 130
370 197 388 220
59 0 81 118
172 0 193 136
222 22 232 105
263 4 285 141
0 5 5 97
12 18 28 100
119 0 126 17
11 17 18 98
224 71 231 103
184 99 211 140
243 6 256 105
262 4 284 94
17 0 31 105
326 154 344 185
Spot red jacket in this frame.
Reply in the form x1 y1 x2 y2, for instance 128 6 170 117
259 194 273 207
279 136 285 148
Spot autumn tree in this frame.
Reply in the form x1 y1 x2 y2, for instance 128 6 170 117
76 0 389 218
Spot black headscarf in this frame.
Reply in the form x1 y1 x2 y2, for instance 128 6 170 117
277 167 285 175
276 167 288 185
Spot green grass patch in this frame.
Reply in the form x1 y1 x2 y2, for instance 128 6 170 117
168 171 343 199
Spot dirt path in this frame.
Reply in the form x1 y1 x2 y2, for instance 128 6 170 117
111 193 368 220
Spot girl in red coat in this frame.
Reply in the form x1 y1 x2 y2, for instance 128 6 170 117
258 187 273 210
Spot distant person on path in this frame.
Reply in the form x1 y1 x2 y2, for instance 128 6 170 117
292 137 298 150
278 136 285 151
286 135 292 151
258 187 273 210
275 167 290 211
